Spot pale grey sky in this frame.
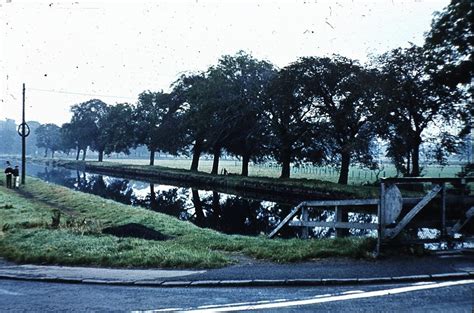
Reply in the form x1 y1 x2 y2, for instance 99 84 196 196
0 0 449 125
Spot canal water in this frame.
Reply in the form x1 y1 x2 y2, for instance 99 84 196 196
3 160 376 238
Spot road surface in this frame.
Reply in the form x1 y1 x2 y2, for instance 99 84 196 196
1 278 472 312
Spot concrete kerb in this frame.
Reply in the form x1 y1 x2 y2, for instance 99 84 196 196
190 280 221 287
134 280 164 286
0 272 472 287
430 272 471 279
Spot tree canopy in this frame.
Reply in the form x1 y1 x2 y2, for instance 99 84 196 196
69 99 108 161
209 51 276 176
29 39 472 183
133 91 183 165
375 45 466 176
424 0 473 87
35 123 61 157
294 56 380 184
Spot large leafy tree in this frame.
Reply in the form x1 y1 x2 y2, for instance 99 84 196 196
35 123 61 157
59 122 78 157
424 0 473 88
69 99 108 161
294 56 380 184
172 73 219 171
133 91 183 165
265 64 319 179
214 52 276 176
424 0 473 166
376 46 466 177
100 103 136 157
173 53 274 176
173 53 275 176
198 67 236 175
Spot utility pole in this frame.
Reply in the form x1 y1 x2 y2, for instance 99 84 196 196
17 83 30 185
22 83 26 184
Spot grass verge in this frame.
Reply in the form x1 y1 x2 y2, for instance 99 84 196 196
0 176 375 269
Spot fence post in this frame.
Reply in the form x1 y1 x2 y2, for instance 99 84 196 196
377 181 386 256
301 206 309 239
335 206 343 237
441 183 447 238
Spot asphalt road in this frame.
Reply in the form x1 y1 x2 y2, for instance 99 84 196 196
1 279 473 312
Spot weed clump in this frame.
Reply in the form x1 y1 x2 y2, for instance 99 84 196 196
64 217 103 235
51 209 61 228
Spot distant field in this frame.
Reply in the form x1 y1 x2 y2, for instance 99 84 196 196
104 157 465 185
4 153 463 185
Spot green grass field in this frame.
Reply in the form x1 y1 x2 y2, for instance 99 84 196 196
105 157 464 185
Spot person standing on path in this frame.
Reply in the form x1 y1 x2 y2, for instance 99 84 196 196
12 165 20 188
4 161 13 189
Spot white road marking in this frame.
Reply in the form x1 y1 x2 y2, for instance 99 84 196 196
133 299 291 313
0 288 22 296
341 290 364 295
136 279 474 312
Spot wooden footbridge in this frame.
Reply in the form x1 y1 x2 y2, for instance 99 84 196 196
269 177 474 254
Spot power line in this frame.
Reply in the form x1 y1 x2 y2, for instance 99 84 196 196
28 87 136 100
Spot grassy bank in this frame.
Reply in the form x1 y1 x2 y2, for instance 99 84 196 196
0 176 375 269
46 159 381 200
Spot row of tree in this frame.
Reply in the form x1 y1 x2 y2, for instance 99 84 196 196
32 0 472 184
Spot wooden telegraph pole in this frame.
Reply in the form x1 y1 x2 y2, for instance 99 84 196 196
18 83 30 185
22 83 26 184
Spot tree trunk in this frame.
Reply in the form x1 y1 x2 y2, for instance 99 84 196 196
211 146 221 175
406 151 411 177
212 191 221 229
280 146 291 179
98 150 104 162
241 154 250 176
149 184 157 210
411 141 421 177
336 149 350 235
190 138 203 171
76 147 80 161
335 207 349 237
212 191 221 215
149 149 155 166
338 150 351 185
44 148 48 158
82 147 87 161
191 189 205 226
51 150 55 158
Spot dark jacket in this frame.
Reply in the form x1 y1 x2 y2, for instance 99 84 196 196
4 167 13 175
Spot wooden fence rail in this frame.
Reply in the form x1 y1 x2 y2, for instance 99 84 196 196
269 177 473 254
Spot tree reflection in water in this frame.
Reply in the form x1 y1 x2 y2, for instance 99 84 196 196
36 167 77 187
136 184 190 220
71 172 136 205
189 189 298 236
